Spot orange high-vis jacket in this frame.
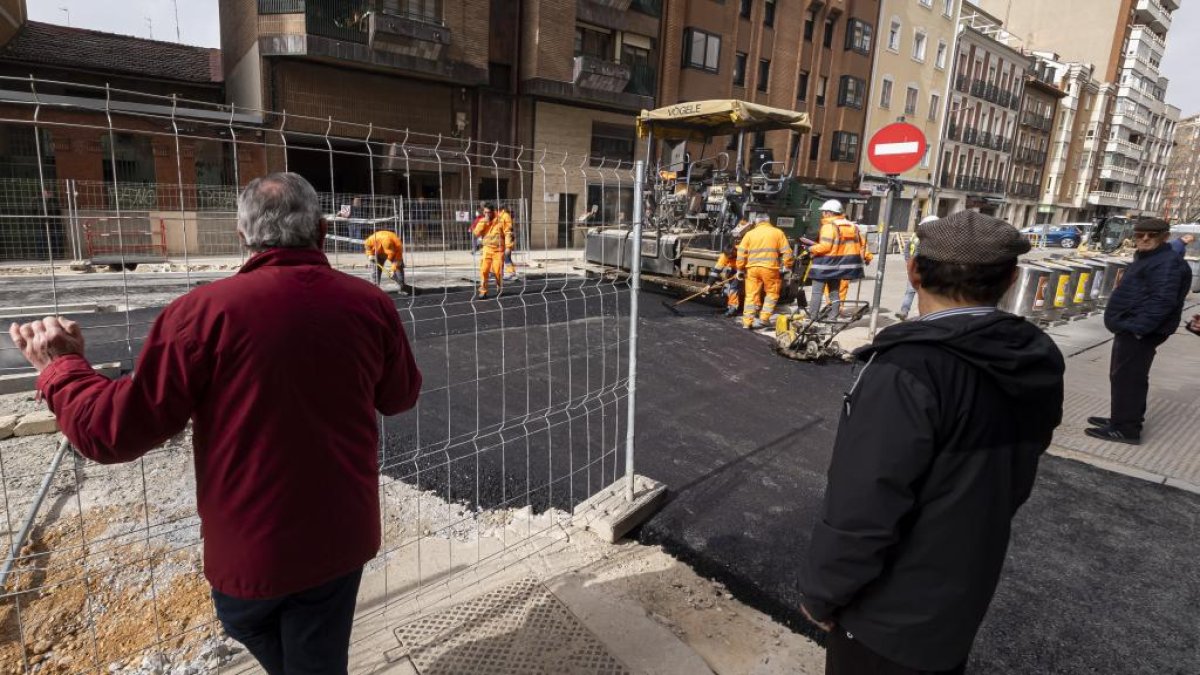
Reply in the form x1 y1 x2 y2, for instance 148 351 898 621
473 215 507 252
736 221 794 271
497 209 515 249
364 231 403 263
808 216 869 280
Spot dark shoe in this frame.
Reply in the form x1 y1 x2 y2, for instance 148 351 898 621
1084 426 1141 445
1086 416 1110 427
724 307 739 317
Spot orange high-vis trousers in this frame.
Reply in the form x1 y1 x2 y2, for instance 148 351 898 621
742 267 782 327
479 248 504 295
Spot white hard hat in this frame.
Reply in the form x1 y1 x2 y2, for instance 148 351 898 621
919 215 939 226
819 199 844 214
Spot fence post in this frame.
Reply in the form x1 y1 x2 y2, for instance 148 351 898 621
625 160 645 502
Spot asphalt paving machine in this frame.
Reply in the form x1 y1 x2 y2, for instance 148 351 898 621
584 100 829 303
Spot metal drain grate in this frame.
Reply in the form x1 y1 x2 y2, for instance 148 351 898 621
393 577 629 675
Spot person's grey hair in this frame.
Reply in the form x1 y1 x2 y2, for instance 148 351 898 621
237 173 324 251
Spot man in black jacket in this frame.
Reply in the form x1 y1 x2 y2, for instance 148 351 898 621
800 211 1065 674
1088 217 1193 444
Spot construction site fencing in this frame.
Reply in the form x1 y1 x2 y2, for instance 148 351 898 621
0 76 645 673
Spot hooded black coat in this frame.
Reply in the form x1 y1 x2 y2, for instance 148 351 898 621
801 311 1065 671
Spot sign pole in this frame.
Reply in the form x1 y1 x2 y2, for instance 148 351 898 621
863 122 927 341
868 174 900 340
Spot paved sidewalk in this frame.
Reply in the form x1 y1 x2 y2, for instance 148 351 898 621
821 251 1200 492
1048 304 1200 493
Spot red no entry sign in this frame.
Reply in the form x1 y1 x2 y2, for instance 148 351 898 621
867 123 929 175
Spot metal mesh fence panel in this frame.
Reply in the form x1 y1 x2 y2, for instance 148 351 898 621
0 76 641 672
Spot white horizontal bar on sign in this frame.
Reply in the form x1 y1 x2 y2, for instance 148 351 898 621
873 141 920 156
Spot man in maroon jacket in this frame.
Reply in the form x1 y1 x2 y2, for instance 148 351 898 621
9 173 422 674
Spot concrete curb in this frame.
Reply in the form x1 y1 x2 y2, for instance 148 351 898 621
1047 445 1200 495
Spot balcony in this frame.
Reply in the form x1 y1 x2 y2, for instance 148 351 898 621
1112 113 1150 135
1134 0 1171 34
1021 111 1053 131
954 175 1004 195
1099 164 1140 182
1130 24 1167 51
573 55 632 93
1009 182 1041 199
257 1 478 83
367 9 450 60
1015 148 1048 166
1105 137 1145 158
947 121 962 142
955 74 970 94
1087 191 1139 207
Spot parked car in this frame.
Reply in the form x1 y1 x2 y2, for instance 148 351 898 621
1021 224 1084 248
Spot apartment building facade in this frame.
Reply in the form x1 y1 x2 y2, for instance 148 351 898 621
858 0 960 230
974 0 1182 218
933 5 1026 218
1035 57 1105 224
1164 114 1200 222
1003 56 1065 228
657 0 880 206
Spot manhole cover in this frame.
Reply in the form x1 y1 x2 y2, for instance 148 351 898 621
393 577 629 675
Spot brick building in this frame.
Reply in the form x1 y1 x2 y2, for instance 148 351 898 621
1003 55 1065 228
219 0 661 247
657 0 880 205
0 5 264 261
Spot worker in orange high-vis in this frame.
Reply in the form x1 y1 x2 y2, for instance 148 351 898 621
824 221 875 308
497 206 519 281
473 202 506 299
470 204 490 252
709 240 742 317
736 214 794 329
364 229 405 289
807 200 868 319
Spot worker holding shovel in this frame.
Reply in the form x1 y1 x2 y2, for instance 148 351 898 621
364 229 405 290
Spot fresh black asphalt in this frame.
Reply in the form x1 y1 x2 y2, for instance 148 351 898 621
5 278 1196 673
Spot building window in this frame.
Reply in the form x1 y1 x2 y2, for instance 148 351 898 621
683 28 721 72
905 86 919 115
929 92 941 121
846 19 873 54
804 10 816 41
590 123 636 165
831 131 860 163
740 0 752 19
921 147 931 168
913 31 928 61
888 20 901 51
816 75 828 106
920 0 932 7
943 0 953 17
809 133 822 161
758 59 771 92
824 17 837 49
936 40 947 69
621 42 657 96
838 76 865 109
733 52 748 87
764 0 776 27
575 25 614 60
880 78 893 108
797 70 809 101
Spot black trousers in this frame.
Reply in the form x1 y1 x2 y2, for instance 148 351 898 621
1110 332 1167 434
827 628 966 675
212 568 363 675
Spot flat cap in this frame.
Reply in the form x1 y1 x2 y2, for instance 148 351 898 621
916 211 1030 264
1134 217 1169 233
